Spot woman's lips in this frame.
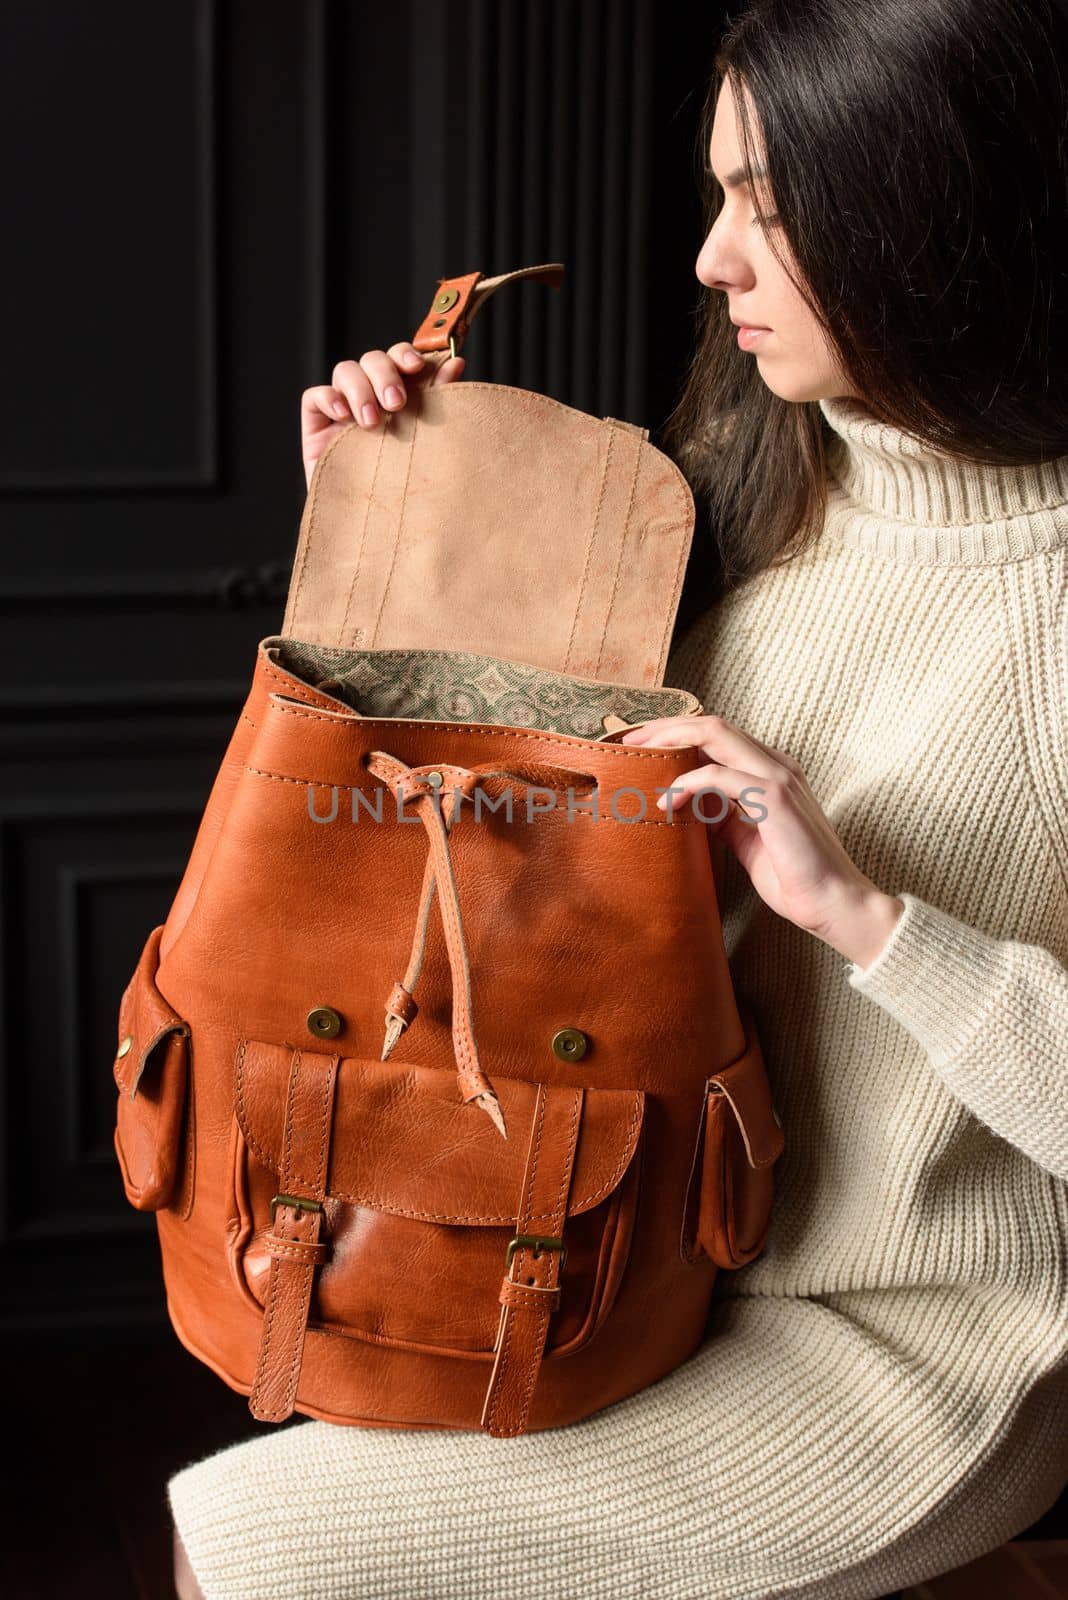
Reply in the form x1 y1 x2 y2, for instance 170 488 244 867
736 325 771 350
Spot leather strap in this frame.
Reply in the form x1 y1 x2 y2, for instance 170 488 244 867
480 1080 583 1437
248 1048 339 1422
411 262 565 369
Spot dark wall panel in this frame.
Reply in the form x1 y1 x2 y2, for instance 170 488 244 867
0 1 217 488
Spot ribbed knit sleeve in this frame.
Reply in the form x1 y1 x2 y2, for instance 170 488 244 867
846 890 1068 1182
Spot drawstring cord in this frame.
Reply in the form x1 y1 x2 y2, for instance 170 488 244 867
365 751 569 1142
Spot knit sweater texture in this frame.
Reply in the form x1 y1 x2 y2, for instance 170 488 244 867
167 395 1068 1600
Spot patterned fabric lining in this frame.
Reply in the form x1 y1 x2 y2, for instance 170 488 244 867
265 637 701 740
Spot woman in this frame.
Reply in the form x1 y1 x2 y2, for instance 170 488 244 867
169 1 1068 1595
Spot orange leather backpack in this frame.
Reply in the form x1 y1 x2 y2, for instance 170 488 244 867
111 262 784 1438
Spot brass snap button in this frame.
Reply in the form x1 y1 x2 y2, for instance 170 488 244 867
551 1027 589 1062
116 1034 134 1059
307 1006 342 1039
434 288 460 312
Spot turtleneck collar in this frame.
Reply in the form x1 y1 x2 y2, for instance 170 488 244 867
816 395 1068 565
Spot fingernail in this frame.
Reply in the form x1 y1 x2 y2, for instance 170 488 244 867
384 385 403 407
401 351 424 367
361 403 378 426
332 400 348 418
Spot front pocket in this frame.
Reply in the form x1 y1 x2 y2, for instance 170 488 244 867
231 1038 645 1358
680 1005 784 1270
113 924 194 1215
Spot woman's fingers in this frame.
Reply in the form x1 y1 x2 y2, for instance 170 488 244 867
656 761 769 819
303 340 439 485
623 714 790 782
363 344 427 413
301 384 351 425
304 340 465 480
331 357 385 427
391 341 427 372
331 352 412 426
329 344 463 428
429 354 466 387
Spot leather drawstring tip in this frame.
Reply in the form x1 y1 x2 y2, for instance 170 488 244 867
459 1063 507 1138
475 1089 508 1140
382 982 419 1061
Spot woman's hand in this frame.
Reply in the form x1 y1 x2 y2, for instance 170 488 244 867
620 714 903 968
300 342 466 489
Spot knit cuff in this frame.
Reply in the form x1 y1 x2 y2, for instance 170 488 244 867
844 890 1013 1066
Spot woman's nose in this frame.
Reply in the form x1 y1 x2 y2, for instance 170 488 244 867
695 216 753 293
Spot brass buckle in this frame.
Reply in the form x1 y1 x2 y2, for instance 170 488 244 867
505 1233 567 1272
270 1193 322 1219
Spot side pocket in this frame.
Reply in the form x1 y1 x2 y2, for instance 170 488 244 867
680 1006 784 1270
113 923 193 1214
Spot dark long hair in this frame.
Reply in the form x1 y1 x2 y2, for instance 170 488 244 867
663 0 1068 602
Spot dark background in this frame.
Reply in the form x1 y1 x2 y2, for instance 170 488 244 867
0 3 1061 1596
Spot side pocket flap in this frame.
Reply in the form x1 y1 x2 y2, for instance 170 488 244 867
112 923 193 1212
114 924 190 1100
705 1008 783 1170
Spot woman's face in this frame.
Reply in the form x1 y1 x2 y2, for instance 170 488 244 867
696 79 863 404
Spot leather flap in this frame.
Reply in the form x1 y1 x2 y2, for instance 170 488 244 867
281 381 694 690
114 923 191 1100
235 1038 645 1225
705 1008 783 1171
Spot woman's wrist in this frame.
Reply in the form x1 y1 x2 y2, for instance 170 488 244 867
816 886 905 969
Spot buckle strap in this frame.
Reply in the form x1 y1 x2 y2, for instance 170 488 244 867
480 1081 584 1437
410 263 565 366
263 1234 331 1266
248 1048 339 1423
498 1279 562 1311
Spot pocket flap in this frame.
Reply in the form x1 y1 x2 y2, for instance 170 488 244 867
235 1039 645 1224
114 924 191 1099
705 1007 783 1170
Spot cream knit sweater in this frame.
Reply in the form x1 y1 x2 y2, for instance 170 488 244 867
168 396 1068 1600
